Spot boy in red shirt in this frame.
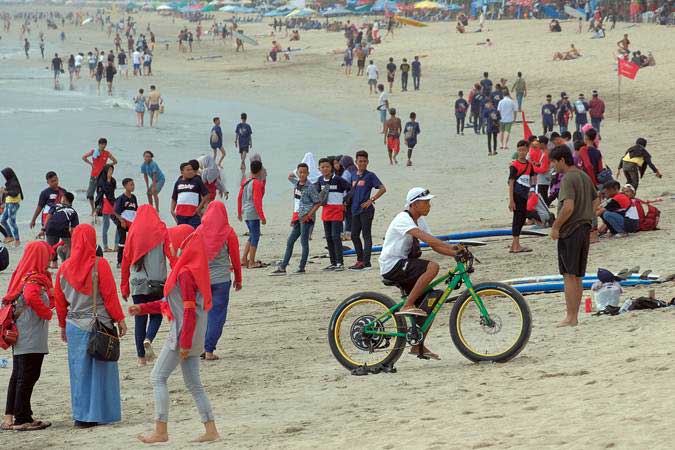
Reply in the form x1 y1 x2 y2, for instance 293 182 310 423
316 158 351 271
237 160 266 268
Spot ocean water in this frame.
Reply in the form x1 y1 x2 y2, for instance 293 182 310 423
0 42 357 239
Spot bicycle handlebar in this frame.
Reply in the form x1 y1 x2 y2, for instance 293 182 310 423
454 246 479 272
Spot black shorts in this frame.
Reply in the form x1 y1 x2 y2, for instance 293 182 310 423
239 146 250 154
557 224 591 277
382 258 430 294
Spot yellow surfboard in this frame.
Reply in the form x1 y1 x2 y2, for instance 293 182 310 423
394 16 428 28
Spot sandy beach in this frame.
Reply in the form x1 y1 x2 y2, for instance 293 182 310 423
1 8 675 449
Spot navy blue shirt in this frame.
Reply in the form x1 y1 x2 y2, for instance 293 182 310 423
350 170 383 215
210 125 223 149
541 103 557 123
235 123 252 149
411 60 421 75
45 204 79 238
455 99 469 118
483 107 501 134
490 90 503 107
574 101 590 124
480 78 492 96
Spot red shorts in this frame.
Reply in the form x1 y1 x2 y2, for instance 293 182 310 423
387 136 400 154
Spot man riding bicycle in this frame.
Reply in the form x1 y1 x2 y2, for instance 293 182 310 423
379 187 462 358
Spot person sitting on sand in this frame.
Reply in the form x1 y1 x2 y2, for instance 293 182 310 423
456 19 465 34
458 12 469 26
553 44 581 61
617 33 630 54
290 30 300 41
591 23 605 39
646 51 656 66
549 19 561 32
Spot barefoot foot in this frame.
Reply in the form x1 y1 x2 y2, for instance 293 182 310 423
191 432 220 443
138 431 169 444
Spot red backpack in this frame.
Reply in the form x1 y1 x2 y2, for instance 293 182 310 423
634 199 660 231
0 301 18 350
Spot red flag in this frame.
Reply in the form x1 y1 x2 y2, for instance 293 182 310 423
522 111 533 140
618 58 640 80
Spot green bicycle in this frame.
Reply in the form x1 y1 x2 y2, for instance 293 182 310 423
328 249 532 371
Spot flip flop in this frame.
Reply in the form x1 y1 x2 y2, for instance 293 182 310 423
11 422 45 431
509 247 533 253
204 355 220 361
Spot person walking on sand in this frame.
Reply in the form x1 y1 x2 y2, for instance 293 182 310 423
54 224 127 428
1 241 54 432
133 88 146 127
497 89 516 150
454 91 469 135
483 99 500 156
399 58 410 92
366 60 378 94
120 206 170 367
549 145 598 327
411 56 421 91
511 72 527 112
83 138 117 218
147 85 163 128
235 113 253 171
1 168 23 247
403 112 421 167
141 151 165 212
237 159 266 269
23 38 29 59
210 117 225 167
589 90 605 134
128 232 219 444
114 178 139 267
195 202 242 360
509 141 535 254
51 53 63 89
386 57 396 93
377 84 389 132
105 60 116 96
384 108 402 165
95 61 104 95
95 164 118 253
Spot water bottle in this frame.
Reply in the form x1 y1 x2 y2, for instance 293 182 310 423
619 299 633 314
0 358 11 369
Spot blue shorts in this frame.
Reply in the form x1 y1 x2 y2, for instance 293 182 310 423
379 109 387 123
245 219 261 247
149 178 165 194
133 63 141 71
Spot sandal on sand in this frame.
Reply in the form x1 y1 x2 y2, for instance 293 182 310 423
204 355 220 361
395 307 428 317
1 422 12 431
12 421 49 431
509 247 533 254
248 261 269 269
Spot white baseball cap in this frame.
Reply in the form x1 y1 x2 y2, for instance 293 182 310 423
405 187 434 208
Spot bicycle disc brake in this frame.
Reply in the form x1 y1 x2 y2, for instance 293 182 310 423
480 314 502 335
350 315 388 351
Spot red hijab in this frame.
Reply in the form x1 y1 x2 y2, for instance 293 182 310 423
163 232 212 318
195 201 234 261
3 241 53 302
167 225 194 267
123 205 170 266
57 224 97 295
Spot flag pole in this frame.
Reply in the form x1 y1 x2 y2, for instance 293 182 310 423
618 68 621 123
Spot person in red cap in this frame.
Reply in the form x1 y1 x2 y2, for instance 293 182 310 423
129 231 219 444
2 241 54 431
195 201 242 361
120 205 173 367
54 224 127 428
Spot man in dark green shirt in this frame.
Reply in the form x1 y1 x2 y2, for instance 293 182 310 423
550 145 598 327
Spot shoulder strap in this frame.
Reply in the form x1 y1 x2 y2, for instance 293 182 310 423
91 257 99 318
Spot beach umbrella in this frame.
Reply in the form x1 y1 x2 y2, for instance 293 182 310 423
414 1 445 9
156 4 173 10
286 7 317 17
322 6 352 16
220 4 237 11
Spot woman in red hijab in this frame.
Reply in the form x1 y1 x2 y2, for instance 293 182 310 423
120 205 171 366
167 224 193 266
2 241 53 431
129 231 219 444
196 201 242 361
54 224 126 428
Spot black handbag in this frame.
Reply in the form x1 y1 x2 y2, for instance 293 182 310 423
140 259 165 298
87 258 120 362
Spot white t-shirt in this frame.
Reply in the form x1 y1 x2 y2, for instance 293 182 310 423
74 54 83 67
378 91 389 110
132 51 141 65
379 212 431 275
366 64 378 80
497 96 516 123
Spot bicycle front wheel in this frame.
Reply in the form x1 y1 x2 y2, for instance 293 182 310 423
449 282 531 363
328 292 406 371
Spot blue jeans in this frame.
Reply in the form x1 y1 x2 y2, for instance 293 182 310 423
602 211 639 234
245 219 260 247
591 117 602 133
101 214 120 248
559 123 567 134
516 92 524 111
281 220 312 270
133 294 163 357
176 215 201 228
0 202 20 240
204 281 231 353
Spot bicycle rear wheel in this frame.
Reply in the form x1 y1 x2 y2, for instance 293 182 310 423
328 292 406 371
449 282 531 363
